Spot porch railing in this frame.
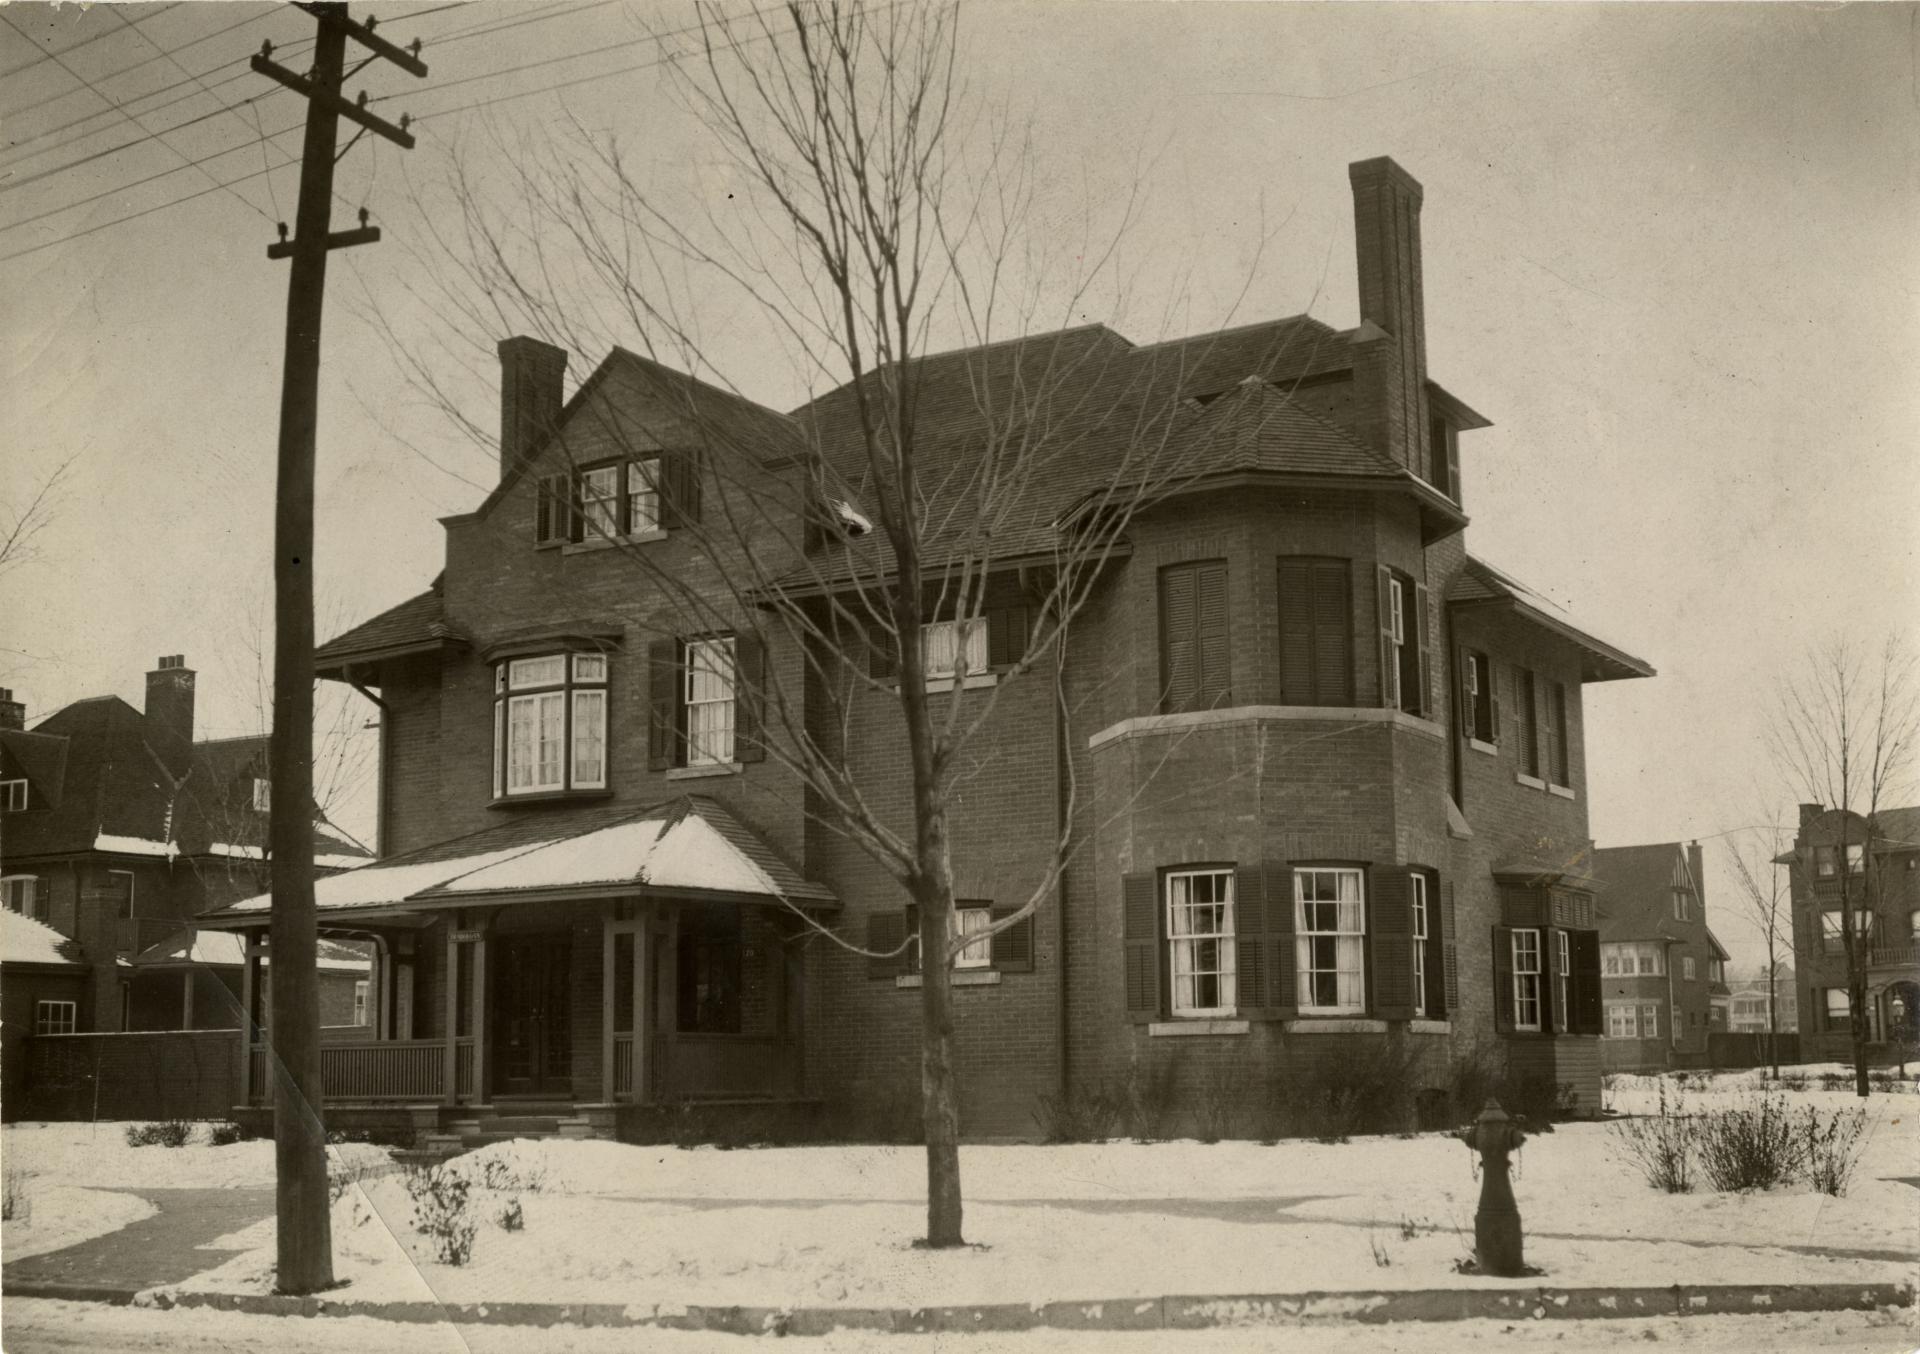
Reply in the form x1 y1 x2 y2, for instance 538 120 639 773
1869 944 1919 969
247 1039 449 1104
649 1032 802 1100
455 1039 475 1098
613 1034 635 1096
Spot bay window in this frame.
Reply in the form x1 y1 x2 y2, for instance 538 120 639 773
493 651 609 798
1511 928 1542 1031
1295 866 1365 1014
1167 869 1236 1016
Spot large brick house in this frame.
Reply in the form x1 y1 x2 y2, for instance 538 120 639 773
203 156 1652 1136
1590 842 1731 1071
0 663 370 1039
1788 803 1920 1060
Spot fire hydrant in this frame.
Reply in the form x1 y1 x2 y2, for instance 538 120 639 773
1456 1099 1527 1276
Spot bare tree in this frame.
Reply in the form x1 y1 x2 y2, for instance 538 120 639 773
1726 825 1793 1079
1767 636 1919 1097
0 455 75 578
375 0 1299 1247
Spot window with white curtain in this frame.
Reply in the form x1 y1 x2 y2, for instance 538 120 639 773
494 652 609 796
685 637 737 766
1167 869 1236 1016
1295 867 1366 1014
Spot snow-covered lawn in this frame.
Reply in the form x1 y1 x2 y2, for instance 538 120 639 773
172 1085 1919 1309
1 1121 391 1191
3 1186 156 1260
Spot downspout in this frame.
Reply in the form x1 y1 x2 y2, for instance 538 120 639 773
348 676 389 858
1054 637 1071 1100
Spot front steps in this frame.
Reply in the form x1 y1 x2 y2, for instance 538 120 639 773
393 1105 603 1166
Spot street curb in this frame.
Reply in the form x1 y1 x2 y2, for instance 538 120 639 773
4 1280 1912 1332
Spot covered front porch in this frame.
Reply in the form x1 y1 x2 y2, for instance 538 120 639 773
202 796 835 1122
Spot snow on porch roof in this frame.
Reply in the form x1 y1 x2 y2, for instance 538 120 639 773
204 796 836 920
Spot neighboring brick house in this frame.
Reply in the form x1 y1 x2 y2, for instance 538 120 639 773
1590 842 1731 1071
1 908 88 1117
1727 967 1797 1035
0 663 370 1036
1788 803 1920 1060
203 156 1652 1135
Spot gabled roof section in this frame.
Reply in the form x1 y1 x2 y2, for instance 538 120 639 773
0 726 68 809
314 576 460 677
1448 555 1654 682
1870 805 1920 852
0 908 87 968
130 928 369 971
201 795 835 921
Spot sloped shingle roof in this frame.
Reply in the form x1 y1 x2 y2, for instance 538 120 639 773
0 908 87 968
1448 555 1654 682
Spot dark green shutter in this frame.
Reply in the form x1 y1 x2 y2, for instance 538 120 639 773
734 631 766 764
869 626 898 681
990 907 1033 972
1453 645 1473 740
1446 428 1461 507
1122 872 1160 1022
1277 559 1313 704
1491 925 1515 1033
1546 927 1568 1032
647 638 681 771
1371 866 1415 1020
1262 861 1297 1014
1195 561 1229 708
1376 565 1398 709
1570 929 1602 1034
1440 880 1459 1016
1160 566 1197 713
1312 561 1351 705
987 604 1029 670
1233 865 1268 1015
1412 582 1432 717
662 450 701 529
867 911 906 979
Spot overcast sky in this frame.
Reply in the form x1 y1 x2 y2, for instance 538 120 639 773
3 2 1915 975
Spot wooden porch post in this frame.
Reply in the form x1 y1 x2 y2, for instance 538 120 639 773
442 919 459 1106
658 904 678 1101
182 969 195 1029
632 905 649 1102
372 937 389 1040
471 915 490 1105
237 931 259 1103
601 906 618 1102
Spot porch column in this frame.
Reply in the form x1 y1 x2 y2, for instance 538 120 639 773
182 969 194 1029
601 908 618 1102
633 913 649 1102
238 932 264 1105
658 904 678 1102
471 915 490 1104
443 921 459 1105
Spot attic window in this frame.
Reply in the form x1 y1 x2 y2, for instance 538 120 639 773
536 453 698 548
0 779 24 812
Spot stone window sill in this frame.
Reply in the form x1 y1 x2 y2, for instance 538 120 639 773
563 529 669 555
1289 1017 1386 1034
1468 738 1498 756
1514 772 1546 790
1409 1019 1452 1035
488 788 615 809
1548 783 1576 800
666 762 743 780
1148 1018 1249 1037
909 673 999 695
895 970 1002 989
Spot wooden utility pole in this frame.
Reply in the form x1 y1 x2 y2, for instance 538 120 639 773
253 3 423 1295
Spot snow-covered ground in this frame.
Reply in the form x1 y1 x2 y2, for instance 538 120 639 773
4 1297 1918 1354
3 1187 155 1260
170 1086 1919 1309
1 1121 391 1191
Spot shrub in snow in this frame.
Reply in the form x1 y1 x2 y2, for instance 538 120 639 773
1801 1103 1868 1196
1448 1042 1572 1132
1031 1082 1123 1143
123 1120 193 1149
328 1154 387 1206
1609 1082 1695 1193
405 1165 476 1265
495 1195 524 1232
208 1121 243 1148
1697 1089 1802 1192
1193 1065 1247 1143
1124 1061 1179 1143
477 1154 549 1196
2 1162 26 1220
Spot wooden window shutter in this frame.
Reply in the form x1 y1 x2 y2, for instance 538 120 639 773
1491 925 1515 1033
1445 430 1461 508
869 627 897 681
1546 927 1568 1033
1261 860 1297 1014
989 907 1034 972
1370 866 1416 1021
1277 559 1313 704
662 450 701 529
1413 582 1432 717
647 638 682 772
1311 560 1350 705
734 631 766 764
987 604 1029 670
1487 658 1501 746
1376 565 1398 709
1121 872 1162 1022
1232 865 1270 1015
1160 566 1198 713
535 474 566 544
867 911 907 979
1570 929 1602 1034
1196 561 1229 708
1440 880 1459 1016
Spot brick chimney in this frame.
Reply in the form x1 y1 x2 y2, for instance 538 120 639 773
1688 840 1706 906
144 654 195 750
1348 156 1431 475
0 688 22 732
498 336 569 482
1798 802 1823 829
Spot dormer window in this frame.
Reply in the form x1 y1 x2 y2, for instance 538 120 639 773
493 652 610 798
535 453 695 547
0 778 25 812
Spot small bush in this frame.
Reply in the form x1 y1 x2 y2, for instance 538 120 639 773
3 1162 27 1221
1697 1090 1801 1192
208 1121 243 1148
477 1155 549 1195
1610 1082 1696 1193
123 1120 193 1149
495 1195 524 1232
1802 1104 1868 1196
1031 1081 1123 1144
1125 1060 1179 1143
1193 1065 1246 1144
405 1165 476 1265
328 1154 388 1206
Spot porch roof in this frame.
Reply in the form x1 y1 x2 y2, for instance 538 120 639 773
200 796 837 922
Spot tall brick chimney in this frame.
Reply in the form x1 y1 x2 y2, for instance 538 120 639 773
0 687 23 731
498 336 569 482
1688 840 1706 906
1798 802 1823 829
1348 156 1430 475
144 655 195 751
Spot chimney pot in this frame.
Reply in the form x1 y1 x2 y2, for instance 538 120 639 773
498 336 569 483
0 688 21 732
145 654 196 753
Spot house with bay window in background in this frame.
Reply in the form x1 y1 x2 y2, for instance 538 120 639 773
199 156 1653 1141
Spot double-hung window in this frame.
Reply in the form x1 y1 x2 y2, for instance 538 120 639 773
1640 1002 1660 1038
1517 669 1541 777
906 902 994 972
1166 869 1236 1016
1682 955 1696 981
685 637 737 766
35 1000 76 1036
0 778 26 812
1460 649 1495 744
922 619 987 685
1511 928 1542 1031
627 458 662 534
1544 682 1569 785
352 980 369 1026
2 875 35 914
1411 873 1430 1017
252 777 272 813
537 455 680 546
494 652 609 797
1295 866 1365 1014
1824 988 1851 1031
1556 929 1570 1021
580 465 622 539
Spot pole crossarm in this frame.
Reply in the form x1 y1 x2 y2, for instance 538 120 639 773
294 0 430 77
251 55 416 148
267 224 380 259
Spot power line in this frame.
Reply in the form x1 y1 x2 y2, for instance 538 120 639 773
0 4 282 120
0 87 280 196
0 153 293 265
0 3 183 82
0 10 273 222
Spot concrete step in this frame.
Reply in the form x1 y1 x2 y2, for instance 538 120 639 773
481 1116 561 1135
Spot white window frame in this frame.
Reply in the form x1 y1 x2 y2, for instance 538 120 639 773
107 869 135 918
1846 843 1864 874
1602 944 1621 977
0 778 26 812
579 464 622 540
626 457 662 534
953 905 992 970
684 637 737 767
1295 866 1366 1015
252 777 271 812
1167 869 1237 1017
1682 955 1696 981
921 618 988 684
1639 1002 1660 1039
494 652 609 797
1410 873 1429 1018
1824 988 1851 1030
2 874 37 916
1636 942 1663 976
1605 1002 1638 1039
35 1000 76 1036
1556 929 1570 1023
1384 576 1406 709
1511 928 1542 1031
352 980 369 1026
1673 890 1691 922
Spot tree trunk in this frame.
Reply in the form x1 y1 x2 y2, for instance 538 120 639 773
914 869 965 1248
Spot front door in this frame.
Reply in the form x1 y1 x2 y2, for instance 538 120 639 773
493 932 573 1095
